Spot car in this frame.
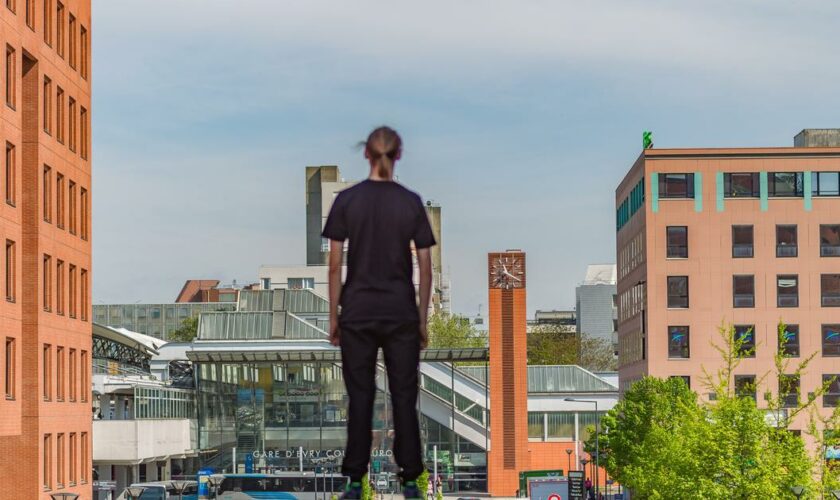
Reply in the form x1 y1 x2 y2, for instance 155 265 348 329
375 478 389 491
116 480 199 499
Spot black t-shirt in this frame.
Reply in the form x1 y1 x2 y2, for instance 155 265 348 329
321 179 436 323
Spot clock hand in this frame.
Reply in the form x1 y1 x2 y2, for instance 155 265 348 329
504 271 521 281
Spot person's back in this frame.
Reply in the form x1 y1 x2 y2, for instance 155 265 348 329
323 127 435 500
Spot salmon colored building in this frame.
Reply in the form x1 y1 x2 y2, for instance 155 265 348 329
616 132 840 440
0 0 93 498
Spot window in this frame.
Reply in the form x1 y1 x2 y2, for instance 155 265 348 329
4 46 14 109
777 275 798 308
780 374 800 408
666 226 688 258
287 277 315 290
824 375 840 407
68 97 76 152
820 225 840 257
734 325 755 358
68 433 76 485
780 324 800 357
732 225 754 258
68 180 76 234
68 264 75 318
776 225 798 257
80 26 87 79
733 275 755 308
5 142 14 206
55 346 63 400
68 348 75 401
667 326 690 358
723 172 760 198
56 260 63 315
735 375 756 401
823 324 840 356
56 173 64 228
43 0 52 45
43 344 51 400
43 254 51 311
43 76 51 135
658 173 694 198
44 434 51 490
4 337 14 399
768 172 804 197
821 274 840 307
24 0 32 29
55 87 64 144
80 433 87 482
80 106 87 160
670 375 690 388
43 165 51 222
56 2 64 58
667 276 689 308
80 187 87 239
68 14 76 69
56 433 64 487
80 269 87 320
80 351 87 402
812 172 840 197
5 240 14 302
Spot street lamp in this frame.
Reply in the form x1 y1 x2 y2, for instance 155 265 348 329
206 475 222 499
565 449 572 475
50 494 79 500
171 480 190 500
124 487 147 500
790 485 804 500
565 398 600 498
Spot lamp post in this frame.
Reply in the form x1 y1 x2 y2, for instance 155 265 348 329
124 486 147 500
565 449 573 475
171 480 190 500
790 485 804 500
565 398 600 498
580 458 589 485
206 475 222 500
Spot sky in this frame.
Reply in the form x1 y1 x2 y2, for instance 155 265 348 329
92 0 840 316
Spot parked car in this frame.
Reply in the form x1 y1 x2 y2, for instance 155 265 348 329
116 480 198 499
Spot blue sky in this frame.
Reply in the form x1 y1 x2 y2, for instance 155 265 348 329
93 0 840 315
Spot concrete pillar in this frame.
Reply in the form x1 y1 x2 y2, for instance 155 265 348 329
99 393 111 419
126 396 134 419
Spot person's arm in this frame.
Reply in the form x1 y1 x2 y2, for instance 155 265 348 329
417 247 432 349
328 239 344 346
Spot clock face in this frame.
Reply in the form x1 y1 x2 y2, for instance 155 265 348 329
490 255 525 289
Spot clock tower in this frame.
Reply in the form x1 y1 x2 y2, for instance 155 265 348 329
487 250 529 496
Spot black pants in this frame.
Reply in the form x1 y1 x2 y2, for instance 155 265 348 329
339 320 423 482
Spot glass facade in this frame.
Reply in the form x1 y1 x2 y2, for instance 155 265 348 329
195 360 487 491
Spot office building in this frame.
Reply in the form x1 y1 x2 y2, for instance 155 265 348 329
575 265 618 346
0 2 93 498
93 302 237 340
615 130 840 441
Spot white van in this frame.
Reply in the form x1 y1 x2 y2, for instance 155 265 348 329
116 481 198 499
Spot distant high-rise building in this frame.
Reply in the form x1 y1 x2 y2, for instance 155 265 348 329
0 3 94 497
575 265 617 346
306 166 353 266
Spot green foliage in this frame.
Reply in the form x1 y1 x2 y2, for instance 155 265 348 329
592 321 830 499
361 474 373 500
417 469 429 499
427 313 486 349
527 324 616 371
168 315 198 342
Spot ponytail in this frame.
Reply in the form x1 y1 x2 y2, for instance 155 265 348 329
362 126 402 178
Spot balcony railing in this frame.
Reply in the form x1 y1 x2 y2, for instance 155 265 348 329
776 245 798 258
821 245 840 257
733 244 754 258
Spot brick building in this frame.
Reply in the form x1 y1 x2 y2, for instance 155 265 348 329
0 0 92 498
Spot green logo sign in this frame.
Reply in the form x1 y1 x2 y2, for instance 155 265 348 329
643 131 653 149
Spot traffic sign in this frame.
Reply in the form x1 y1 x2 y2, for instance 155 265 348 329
567 471 585 500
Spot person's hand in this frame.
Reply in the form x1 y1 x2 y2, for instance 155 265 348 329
329 316 340 346
419 320 429 350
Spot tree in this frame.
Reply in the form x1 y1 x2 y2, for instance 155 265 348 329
168 315 198 342
527 324 617 371
591 322 826 499
427 313 486 349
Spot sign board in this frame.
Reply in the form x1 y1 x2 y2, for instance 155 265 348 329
528 478 568 500
519 470 564 496
567 471 585 500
